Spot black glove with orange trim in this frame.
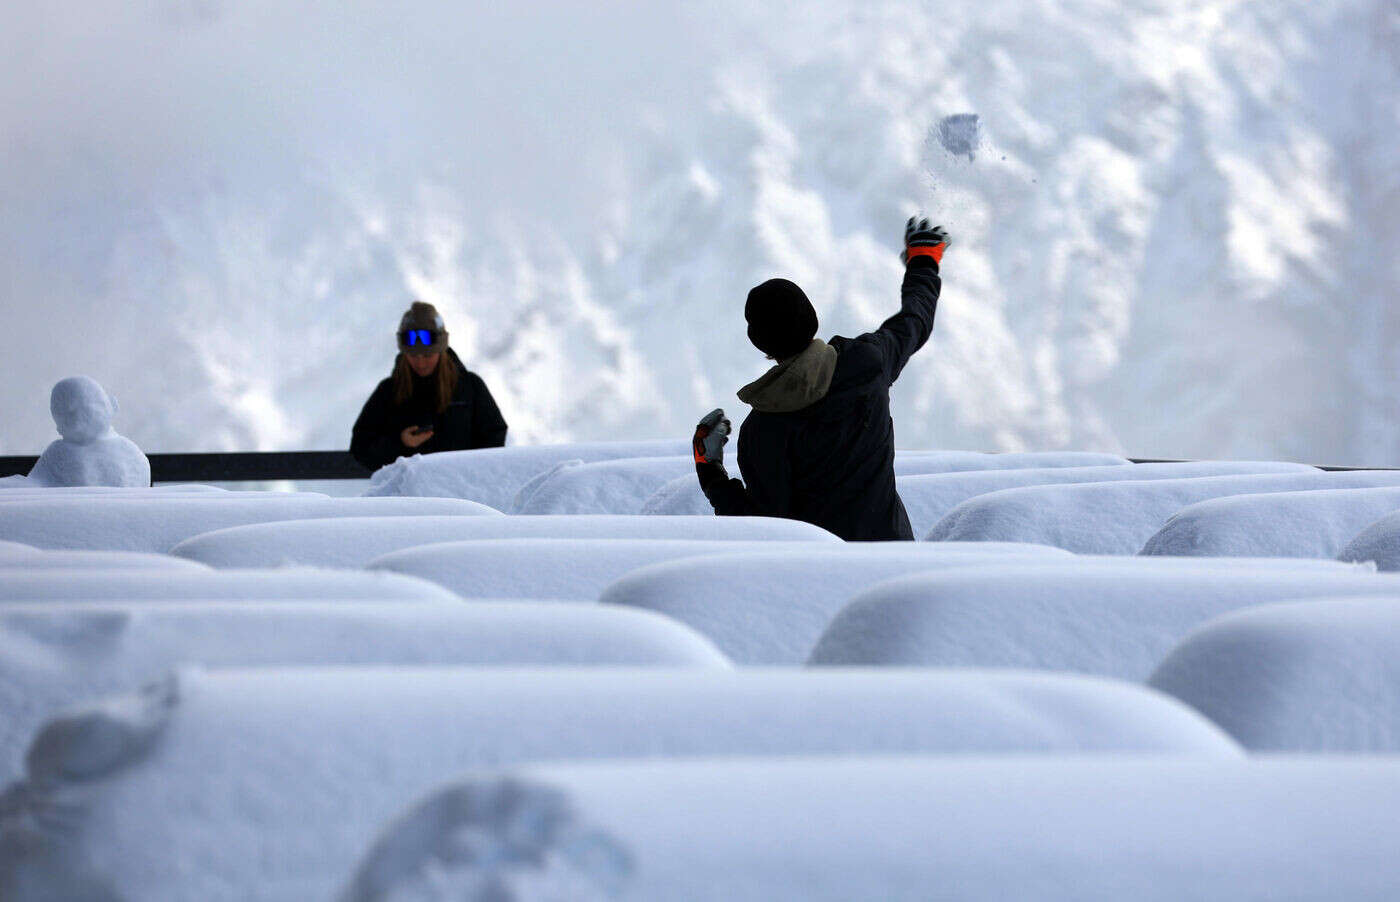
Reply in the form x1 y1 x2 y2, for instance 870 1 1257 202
901 217 949 266
693 408 732 493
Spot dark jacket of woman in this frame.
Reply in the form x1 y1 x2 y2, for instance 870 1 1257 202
350 348 508 471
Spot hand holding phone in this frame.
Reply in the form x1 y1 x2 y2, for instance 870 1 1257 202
401 425 435 449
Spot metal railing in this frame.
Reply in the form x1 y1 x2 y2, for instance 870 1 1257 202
0 451 371 483
0 451 1390 483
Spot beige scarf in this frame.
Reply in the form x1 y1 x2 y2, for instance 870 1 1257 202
737 339 839 413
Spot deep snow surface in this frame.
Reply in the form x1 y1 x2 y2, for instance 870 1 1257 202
2 667 1239 900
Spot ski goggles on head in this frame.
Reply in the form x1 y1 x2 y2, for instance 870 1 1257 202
399 329 439 349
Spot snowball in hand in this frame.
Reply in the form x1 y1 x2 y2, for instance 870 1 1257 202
27 377 150 487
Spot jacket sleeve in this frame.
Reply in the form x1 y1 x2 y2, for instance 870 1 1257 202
862 257 941 385
350 381 408 471
466 374 508 449
699 421 791 517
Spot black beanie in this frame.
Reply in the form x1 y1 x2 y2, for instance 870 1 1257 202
745 279 818 360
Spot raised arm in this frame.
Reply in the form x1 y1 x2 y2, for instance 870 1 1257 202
863 218 947 385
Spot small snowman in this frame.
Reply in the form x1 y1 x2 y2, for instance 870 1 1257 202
27 377 151 487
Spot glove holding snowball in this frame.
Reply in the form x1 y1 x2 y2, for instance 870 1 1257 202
693 408 732 493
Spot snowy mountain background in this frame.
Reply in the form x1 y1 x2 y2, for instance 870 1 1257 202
2 0 1396 464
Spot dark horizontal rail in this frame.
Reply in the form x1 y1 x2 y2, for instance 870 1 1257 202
0 451 371 482
0 451 1391 483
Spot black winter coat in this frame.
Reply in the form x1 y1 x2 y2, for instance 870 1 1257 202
350 349 508 471
701 258 941 541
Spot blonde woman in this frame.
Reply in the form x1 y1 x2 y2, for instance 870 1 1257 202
351 302 507 470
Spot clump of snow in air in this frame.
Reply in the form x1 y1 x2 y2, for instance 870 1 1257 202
1149 599 1400 752
1338 509 1400 571
2 667 1239 900
1142 486 1400 559
599 544 1070 664
808 564 1400 679
25 377 149 488
357 757 1400 900
927 470 1400 552
0 600 728 783
369 537 837 601
936 113 981 161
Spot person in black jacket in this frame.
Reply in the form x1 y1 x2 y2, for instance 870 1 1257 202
350 301 508 471
692 217 946 541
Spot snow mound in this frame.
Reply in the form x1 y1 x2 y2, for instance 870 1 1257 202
639 451 1138 517
1142 486 1400 558
1339 510 1400 571
510 458 583 511
0 495 498 553
927 470 1400 553
640 474 710 516
25 377 150 488
891 450 1129 476
513 456 696 514
808 564 1400 679
0 600 728 783
0 484 228 498
173 513 837 570
353 757 1400 901
1149 598 1400 752
370 538 835 601
2 667 1239 900
0 550 208 572
0 541 36 557
599 543 1070 664
364 441 689 510
0 568 459 604
901 460 1316 538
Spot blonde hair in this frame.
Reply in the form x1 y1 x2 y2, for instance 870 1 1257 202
392 353 458 413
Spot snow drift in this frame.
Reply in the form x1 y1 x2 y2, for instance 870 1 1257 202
0 568 459 604
1149 598 1400 752
599 543 1071 664
172 513 839 569
640 450 1137 517
808 564 1400 679
0 494 498 552
900 460 1316 537
364 441 690 510
1141 486 1400 558
513 456 697 514
0 550 209 572
346 757 1400 901
0 485 228 498
0 600 728 783
1337 509 1400 571
0 667 1239 900
927 470 1400 552
370 537 836 601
